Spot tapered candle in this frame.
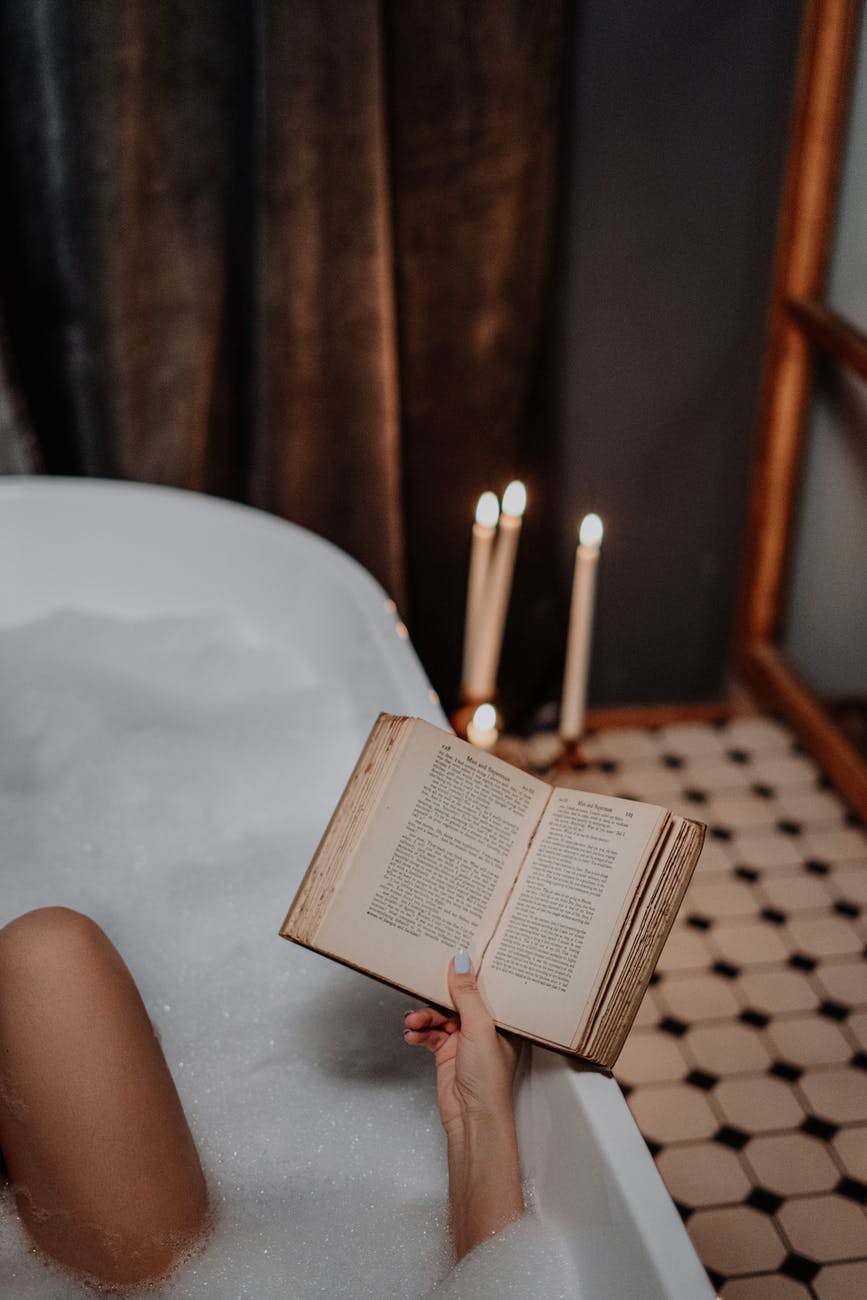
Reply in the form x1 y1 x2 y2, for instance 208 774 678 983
465 480 527 701
559 513 603 743
461 491 500 695
466 702 498 751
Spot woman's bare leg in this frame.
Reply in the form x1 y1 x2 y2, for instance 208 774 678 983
0 907 208 1287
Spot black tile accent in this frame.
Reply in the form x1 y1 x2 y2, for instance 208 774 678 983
735 865 760 882
770 1060 802 1082
646 1137 662 1158
662 753 684 769
726 748 751 764
845 809 864 827
706 1268 726 1293
834 899 861 918
818 773 835 790
684 788 707 804
761 907 787 925
780 1253 821 1284
791 739 808 756
851 1051 867 1072
739 1008 770 1029
620 1083 634 1099
713 1124 749 1150
686 914 712 931
659 1016 688 1037
686 1069 718 1091
751 782 776 799
836 1176 867 1204
788 953 817 972
776 819 802 836
805 858 830 875
598 759 619 773
819 999 849 1022
673 1200 693 1223
709 825 732 841
801 1115 838 1142
649 971 662 987
745 1186 784 1215
712 960 740 979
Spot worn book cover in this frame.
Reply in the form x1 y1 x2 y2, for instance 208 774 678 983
281 714 705 1068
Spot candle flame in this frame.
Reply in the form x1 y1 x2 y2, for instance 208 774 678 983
501 480 527 518
475 491 500 528
472 703 497 733
579 513 604 547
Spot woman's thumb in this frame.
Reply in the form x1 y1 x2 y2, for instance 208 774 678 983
448 948 491 1031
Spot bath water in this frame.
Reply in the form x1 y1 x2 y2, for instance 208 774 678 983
0 612 575 1298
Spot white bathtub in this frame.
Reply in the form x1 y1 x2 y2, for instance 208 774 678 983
0 478 712 1298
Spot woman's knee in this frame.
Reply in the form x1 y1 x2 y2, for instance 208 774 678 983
0 904 121 1003
0 907 142 1075
0 907 115 990
0 907 209 1286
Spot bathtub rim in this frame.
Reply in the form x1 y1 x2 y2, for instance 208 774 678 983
0 475 442 724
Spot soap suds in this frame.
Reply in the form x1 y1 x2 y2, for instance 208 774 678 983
0 612 575 1298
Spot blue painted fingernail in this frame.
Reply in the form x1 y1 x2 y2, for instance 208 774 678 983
454 947 471 974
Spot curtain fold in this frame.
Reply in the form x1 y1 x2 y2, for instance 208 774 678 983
0 0 566 703
386 2 566 700
0 311 40 473
257 0 407 606
0 1 258 488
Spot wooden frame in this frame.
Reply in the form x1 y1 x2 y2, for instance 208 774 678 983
737 0 867 818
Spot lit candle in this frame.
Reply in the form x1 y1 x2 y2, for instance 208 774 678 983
461 491 500 696
559 513 603 743
465 480 527 701
466 702 498 751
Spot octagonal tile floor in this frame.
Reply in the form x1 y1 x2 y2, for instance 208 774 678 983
527 715 867 1297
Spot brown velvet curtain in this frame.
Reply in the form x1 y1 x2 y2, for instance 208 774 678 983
0 1 566 705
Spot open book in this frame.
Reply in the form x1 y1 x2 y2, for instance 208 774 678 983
281 714 705 1069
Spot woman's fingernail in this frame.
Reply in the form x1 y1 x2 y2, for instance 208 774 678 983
454 947 471 974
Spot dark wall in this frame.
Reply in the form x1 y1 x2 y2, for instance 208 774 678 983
552 0 804 709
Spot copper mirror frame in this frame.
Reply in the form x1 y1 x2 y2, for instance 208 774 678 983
737 0 867 820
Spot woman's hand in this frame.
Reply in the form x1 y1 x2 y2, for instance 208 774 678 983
403 949 525 1258
403 949 520 1134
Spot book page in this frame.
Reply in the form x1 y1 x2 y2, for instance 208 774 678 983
582 818 704 1066
480 788 665 1045
314 720 551 1010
